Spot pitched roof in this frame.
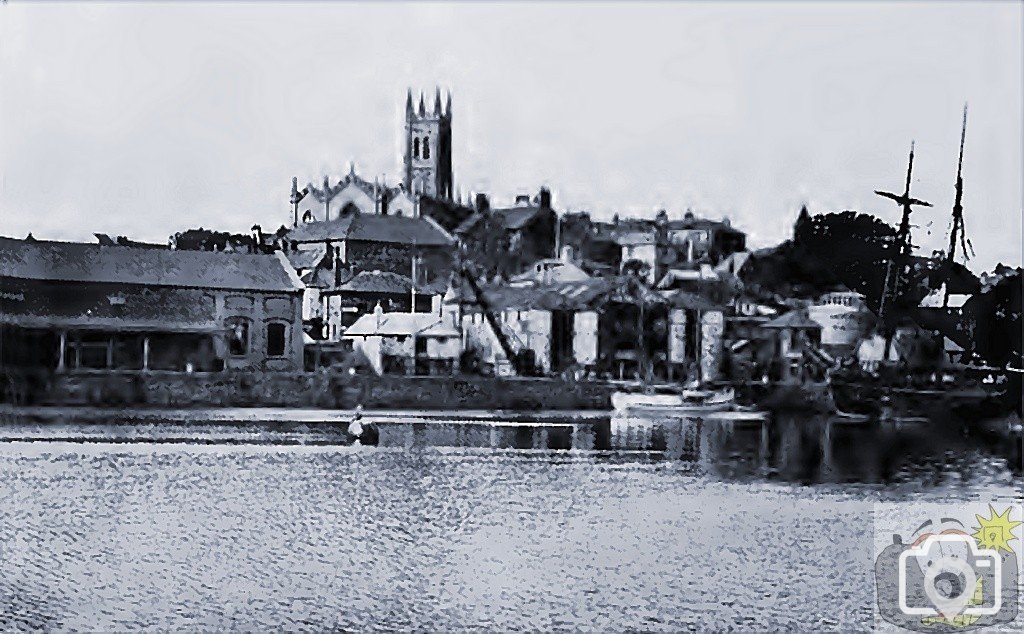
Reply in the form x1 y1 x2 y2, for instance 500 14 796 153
346 213 454 246
666 290 721 311
613 231 656 246
509 259 591 286
287 212 454 246
336 270 412 294
666 217 744 234
0 237 303 293
468 277 667 311
287 215 355 242
286 245 329 270
497 207 543 230
762 309 822 330
342 311 459 337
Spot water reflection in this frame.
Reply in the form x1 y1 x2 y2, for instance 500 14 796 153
1 407 1019 485
609 409 1022 484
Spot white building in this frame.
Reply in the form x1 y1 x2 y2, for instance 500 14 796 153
807 291 874 351
341 300 460 375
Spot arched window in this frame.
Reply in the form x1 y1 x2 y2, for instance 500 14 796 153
413 137 420 159
225 317 250 356
423 137 430 159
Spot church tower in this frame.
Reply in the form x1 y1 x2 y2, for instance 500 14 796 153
404 88 453 200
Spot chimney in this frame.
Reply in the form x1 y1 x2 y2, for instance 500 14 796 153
560 245 574 263
431 294 442 315
250 225 262 254
374 301 383 330
538 187 551 209
475 193 490 213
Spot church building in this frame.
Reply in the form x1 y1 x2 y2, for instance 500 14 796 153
289 88 456 225
284 88 465 341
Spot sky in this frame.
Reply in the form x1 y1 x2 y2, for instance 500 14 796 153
1 1 1021 273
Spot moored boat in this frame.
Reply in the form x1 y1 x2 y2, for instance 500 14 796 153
612 386 735 412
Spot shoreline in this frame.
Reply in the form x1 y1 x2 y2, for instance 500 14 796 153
0 404 611 426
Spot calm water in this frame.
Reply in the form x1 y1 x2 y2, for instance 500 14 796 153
0 413 1020 631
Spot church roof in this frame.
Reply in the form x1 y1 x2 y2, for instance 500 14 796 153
305 168 402 205
0 236 303 293
287 212 454 247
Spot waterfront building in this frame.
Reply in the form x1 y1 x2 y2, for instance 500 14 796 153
0 236 304 373
323 270 443 340
285 210 455 339
806 291 875 358
761 309 825 384
341 300 460 376
453 277 703 380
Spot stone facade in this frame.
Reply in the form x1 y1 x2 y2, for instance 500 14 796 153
404 89 453 199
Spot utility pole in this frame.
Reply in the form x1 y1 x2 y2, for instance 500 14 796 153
410 239 417 313
875 141 932 358
943 103 970 309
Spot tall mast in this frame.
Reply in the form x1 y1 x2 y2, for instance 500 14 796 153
875 141 932 356
943 103 969 308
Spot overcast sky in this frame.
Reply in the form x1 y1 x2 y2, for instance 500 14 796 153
1 1 1020 272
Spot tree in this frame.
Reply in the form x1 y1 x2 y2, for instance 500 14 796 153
171 228 253 252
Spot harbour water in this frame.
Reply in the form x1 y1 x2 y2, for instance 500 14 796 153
0 411 1020 631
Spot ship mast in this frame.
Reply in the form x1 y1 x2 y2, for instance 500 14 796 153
875 141 932 357
943 103 970 308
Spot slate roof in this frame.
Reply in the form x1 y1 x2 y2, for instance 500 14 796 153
0 237 303 293
286 245 329 270
342 312 459 338
496 207 543 230
336 270 412 294
613 231 656 246
455 205 552 236
287 215 355 242
466 277 667 312
287 212 454 247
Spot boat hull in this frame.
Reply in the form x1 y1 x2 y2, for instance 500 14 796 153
611 388 735 413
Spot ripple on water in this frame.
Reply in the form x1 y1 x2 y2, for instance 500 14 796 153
0 442 1019 631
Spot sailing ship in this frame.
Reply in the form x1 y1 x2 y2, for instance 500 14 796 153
828 106 1011 421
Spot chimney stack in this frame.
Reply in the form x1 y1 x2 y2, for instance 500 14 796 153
538 187 551 209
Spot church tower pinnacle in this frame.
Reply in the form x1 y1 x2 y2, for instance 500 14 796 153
404 87 453 200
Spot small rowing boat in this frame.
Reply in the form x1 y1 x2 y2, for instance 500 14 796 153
611 386 735 413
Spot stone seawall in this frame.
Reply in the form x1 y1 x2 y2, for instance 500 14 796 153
31 371 613 410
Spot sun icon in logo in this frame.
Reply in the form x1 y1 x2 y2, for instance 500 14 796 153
972 505 1022 554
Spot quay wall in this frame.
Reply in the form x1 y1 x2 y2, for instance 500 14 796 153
7 370 614 410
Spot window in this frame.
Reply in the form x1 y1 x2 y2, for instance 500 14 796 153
413 137 420 159
423 137 430 159
266 322 287 357
225 317 250 356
